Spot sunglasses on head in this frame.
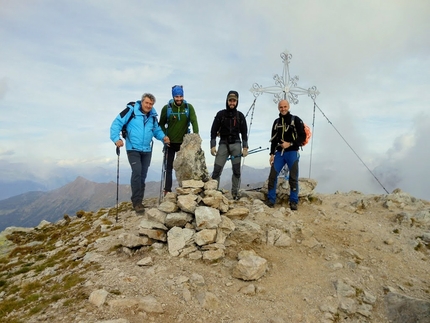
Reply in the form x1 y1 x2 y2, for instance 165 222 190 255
172 85 183 89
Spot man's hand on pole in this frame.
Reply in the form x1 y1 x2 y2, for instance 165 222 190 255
115 139 124 147
242 147 248 157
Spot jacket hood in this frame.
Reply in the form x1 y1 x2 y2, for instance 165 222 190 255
225 90 239 110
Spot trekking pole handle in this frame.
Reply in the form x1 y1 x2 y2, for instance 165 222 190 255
227 154 241 161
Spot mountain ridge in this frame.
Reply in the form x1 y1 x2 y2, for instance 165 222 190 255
0 177 133 231
0 165 271 231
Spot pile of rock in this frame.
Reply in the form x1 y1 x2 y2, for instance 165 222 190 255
138 178 268 281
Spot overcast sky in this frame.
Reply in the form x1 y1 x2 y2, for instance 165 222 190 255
1 0 429 200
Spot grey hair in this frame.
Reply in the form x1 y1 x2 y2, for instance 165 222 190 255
141 93 156 104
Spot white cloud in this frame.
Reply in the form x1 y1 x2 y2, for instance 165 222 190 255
0 0 429 200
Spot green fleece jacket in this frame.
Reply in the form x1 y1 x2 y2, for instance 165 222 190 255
159 101 199 144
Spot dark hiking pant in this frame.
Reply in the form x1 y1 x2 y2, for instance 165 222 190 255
127 150 152 206
164 143 181 192
211 142 242 197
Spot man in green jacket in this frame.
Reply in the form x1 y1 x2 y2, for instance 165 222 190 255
159 85 199 194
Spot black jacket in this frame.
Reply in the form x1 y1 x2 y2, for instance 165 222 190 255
270 112 306 154
210 91 248 148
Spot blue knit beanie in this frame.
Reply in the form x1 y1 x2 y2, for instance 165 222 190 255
172 85 184 97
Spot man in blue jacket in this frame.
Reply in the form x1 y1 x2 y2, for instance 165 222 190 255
110 93 170 213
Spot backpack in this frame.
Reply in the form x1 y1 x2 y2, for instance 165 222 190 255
166 99 190 133
121 102 136 139
302 123 312 146
274 115 311 147
121 101 158 139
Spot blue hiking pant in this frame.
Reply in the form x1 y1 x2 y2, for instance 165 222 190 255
267 150 300 204
127 150 152 206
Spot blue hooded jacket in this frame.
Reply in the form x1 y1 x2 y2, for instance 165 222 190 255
110 101 165 152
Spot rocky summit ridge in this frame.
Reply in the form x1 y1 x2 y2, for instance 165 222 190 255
0 180 429 323
0 133 429 323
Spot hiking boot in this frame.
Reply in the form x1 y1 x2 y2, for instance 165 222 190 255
264 200 275 208
289 202 298 211
232 195 240 201
134 204 145 214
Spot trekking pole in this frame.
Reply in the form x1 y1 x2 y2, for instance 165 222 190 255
227 147 269 161
115 146 120 223
238 98 257 193
247 146 267 154
227 154 241 161
158 146 168 205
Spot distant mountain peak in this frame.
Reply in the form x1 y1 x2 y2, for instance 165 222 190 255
74 176 92 183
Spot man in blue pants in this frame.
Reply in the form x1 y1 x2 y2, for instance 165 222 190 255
266 100 306 210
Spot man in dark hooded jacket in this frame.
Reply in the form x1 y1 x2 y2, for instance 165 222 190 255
210 90 248 200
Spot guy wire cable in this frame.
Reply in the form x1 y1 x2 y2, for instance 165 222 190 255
308 100 317 178
239 97 258 190
314 102 389 194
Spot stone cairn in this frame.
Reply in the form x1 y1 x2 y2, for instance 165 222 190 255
172 132 210 184
139 177 269 281
136 133 268 280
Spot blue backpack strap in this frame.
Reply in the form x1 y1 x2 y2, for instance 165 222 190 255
166 99 189 121
166 99 173 119
184 99 189 119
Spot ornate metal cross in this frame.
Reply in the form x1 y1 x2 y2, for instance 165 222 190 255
250 50 319 104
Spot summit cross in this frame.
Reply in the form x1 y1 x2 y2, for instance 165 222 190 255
250 50 319 104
